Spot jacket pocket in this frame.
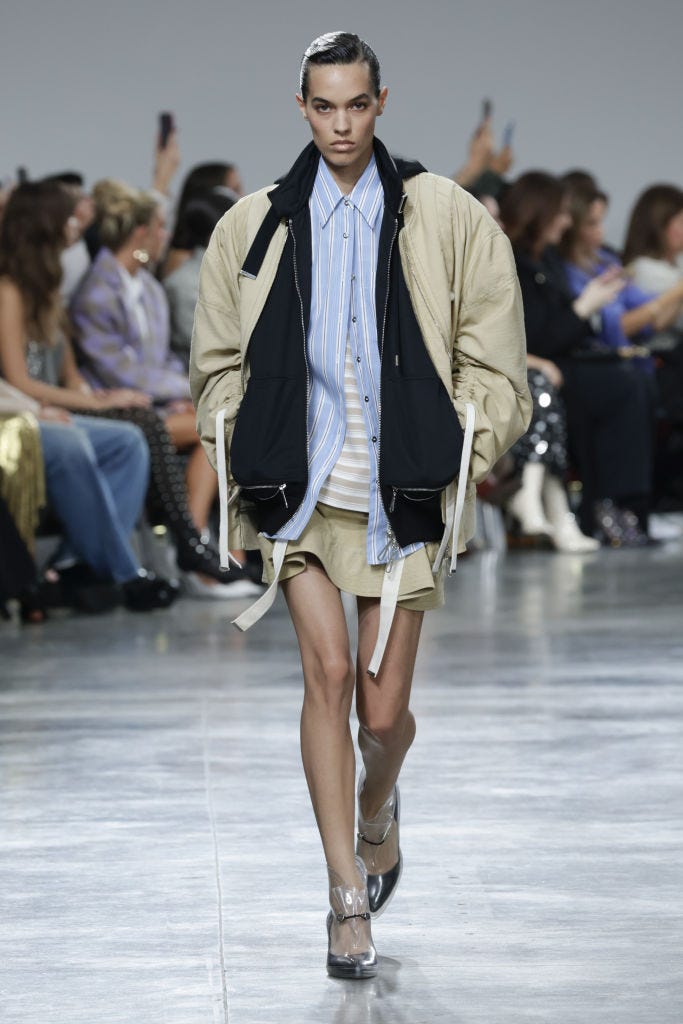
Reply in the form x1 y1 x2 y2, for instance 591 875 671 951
230 376 307 487
380 377 464 489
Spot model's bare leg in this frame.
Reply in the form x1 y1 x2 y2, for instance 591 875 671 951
282 558 361 888
355 598 423 875
282 558 373 958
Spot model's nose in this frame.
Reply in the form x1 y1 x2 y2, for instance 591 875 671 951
333 110 351 135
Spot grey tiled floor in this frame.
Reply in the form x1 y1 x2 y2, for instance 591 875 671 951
1 543 682 1023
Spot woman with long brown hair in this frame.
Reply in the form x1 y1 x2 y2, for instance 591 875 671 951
0 180 176 611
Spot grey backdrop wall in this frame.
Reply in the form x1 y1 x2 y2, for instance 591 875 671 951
2 0 681 245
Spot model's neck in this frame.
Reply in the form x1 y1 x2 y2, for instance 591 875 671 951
323 151 373 196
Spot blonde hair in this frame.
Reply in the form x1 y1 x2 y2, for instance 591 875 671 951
93 179 158 252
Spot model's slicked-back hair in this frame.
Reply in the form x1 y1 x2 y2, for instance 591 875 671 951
300 32 381 100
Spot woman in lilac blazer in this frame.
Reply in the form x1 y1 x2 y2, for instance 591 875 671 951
70 180 223 560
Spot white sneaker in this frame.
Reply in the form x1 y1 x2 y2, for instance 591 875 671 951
181 572 263 599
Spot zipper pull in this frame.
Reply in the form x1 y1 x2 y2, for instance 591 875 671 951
389 487 397 513
279 483 289 509
379 527 400 574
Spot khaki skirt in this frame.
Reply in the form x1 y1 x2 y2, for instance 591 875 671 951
256 502 445 612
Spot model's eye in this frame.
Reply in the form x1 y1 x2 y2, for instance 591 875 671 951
352 103 368 110
314 104 330 113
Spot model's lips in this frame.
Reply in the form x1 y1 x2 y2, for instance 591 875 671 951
331 141 354 149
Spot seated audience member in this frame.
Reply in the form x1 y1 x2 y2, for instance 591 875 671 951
507 352 599 552
162 162 244 279
70 179 259 596
624 184 683 512
42 171 94 301
164 190 235 367
560 180 683 371
500 171 655 546
0 183 177 612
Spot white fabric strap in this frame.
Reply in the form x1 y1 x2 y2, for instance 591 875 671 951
232 539 288 633
432 401 476 576
215 408 241 570
367 556 406 678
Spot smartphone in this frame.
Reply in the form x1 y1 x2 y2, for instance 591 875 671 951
158 112 175 149
481 98 493 122
502 121 515 148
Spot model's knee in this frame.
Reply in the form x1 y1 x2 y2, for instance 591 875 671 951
358 710 416 750
304 652 355 718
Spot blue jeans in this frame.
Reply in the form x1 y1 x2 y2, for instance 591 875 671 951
38 415 149 582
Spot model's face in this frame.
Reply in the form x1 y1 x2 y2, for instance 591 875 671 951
296 62 387 187
664 209 683 258
578 199 606 255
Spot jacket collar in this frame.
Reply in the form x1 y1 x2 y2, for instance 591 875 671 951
267 137 427 219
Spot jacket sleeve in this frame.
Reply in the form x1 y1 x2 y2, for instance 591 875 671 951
189 212 243 471
452 220 532 483
70 287 190 402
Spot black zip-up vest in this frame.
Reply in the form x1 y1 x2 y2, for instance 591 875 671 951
229 138 464 547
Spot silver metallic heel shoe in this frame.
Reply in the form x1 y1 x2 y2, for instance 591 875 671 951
356 770 403 918
326 858 378 980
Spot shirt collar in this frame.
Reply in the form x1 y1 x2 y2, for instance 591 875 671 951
312 154 383 230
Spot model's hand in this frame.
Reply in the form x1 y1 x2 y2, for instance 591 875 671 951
38 405 72 424
573 268 625 319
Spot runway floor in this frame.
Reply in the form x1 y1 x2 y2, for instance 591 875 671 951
2 540 682 1024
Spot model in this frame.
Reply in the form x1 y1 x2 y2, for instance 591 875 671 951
190 31 531 979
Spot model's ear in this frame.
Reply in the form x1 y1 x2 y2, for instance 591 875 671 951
295 93 308 119
377 86 389 117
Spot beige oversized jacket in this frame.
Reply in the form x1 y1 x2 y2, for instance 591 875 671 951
190 170 531 553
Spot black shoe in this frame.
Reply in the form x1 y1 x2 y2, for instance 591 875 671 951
121 572 179 611
175 534 228 582
56 563 121 614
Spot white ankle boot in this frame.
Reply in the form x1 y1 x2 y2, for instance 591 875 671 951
508 462 553 535
542 474 599 552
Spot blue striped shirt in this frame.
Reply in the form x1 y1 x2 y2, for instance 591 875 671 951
272 154 422 565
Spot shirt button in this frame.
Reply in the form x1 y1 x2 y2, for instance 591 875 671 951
352 316 357 323
344 199 350 206
356 356 361 363
343 233 349 239
371 435 377 443
364 396 369 403
351 274 356 281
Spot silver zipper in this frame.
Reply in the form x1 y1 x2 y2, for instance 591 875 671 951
289 219 311 480
243 483 289 508
390 485 440 512
376 215 400 558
